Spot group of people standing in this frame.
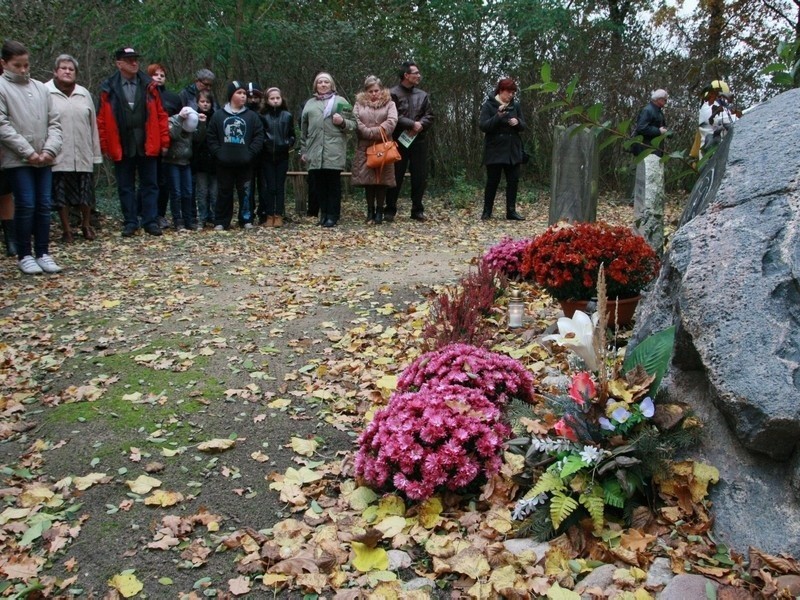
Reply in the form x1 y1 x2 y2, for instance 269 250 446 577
0 37 535 277
301 62 434 227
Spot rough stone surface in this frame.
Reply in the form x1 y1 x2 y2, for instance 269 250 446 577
575 564 616 595
549 124 599 225
775 574 800 595
631 88 800 555
502 538 550 560
657 574 717 600
402 577 435 592
645 557 674 590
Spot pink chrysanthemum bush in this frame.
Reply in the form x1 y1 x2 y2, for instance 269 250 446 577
355 384 511 500
481 237 531 280
396 343 535 406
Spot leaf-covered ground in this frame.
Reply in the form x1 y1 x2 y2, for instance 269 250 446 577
0 194 728 599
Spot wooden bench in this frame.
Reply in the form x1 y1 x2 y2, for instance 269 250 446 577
287 171 353 214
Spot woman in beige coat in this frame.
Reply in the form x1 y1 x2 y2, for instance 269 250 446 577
352 76 397 224
45 54 102 242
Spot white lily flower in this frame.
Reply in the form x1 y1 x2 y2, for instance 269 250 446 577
542 310 600 371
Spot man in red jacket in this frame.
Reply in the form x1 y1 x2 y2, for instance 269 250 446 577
97 47 169 237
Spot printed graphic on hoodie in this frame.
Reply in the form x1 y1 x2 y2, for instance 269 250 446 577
223 115 247 144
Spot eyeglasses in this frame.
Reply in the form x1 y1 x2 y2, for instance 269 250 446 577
407 70 421 75
199 80 213 87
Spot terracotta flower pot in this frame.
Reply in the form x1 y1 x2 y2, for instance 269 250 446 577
559 295 641 327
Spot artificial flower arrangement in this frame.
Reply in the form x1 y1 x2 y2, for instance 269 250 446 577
481 237 531 280
520 221 660 301
355 344 536 500
507 272 700 538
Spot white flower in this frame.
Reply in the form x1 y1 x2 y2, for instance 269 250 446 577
579 445 603 465
640 396 655 418
512 493 549 520
599 417 615 431
542 310 600 371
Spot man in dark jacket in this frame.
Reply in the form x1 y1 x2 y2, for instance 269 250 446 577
97 47 169 237
179 69 218 111
385 60 434 222
632 89 668 255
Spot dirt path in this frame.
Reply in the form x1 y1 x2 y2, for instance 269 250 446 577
0 198 651 597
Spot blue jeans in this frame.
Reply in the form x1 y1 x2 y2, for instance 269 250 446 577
9 166 52 259
166 163 195 227
195 171 217 224
115 156 158 229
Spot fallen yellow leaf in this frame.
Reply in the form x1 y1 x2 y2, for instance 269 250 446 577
126 475 162 495
290 437 318 457
352 541 389 572
108 572 143 598
197 438 235 452
144 490 184 507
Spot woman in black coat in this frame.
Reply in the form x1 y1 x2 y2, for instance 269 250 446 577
479 77 526 221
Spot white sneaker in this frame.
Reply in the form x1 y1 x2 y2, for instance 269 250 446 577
214 225 224 231
18 255 43 275
243 223 254 230
36 254 62 273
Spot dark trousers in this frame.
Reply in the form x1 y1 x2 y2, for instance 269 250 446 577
215 164 252 229
309 169 341 221
156 158 169 218
166 163 195 227
261 158 289 216
386 138 427 217
115 155 158 229
483 163 520 216
8 166 52 259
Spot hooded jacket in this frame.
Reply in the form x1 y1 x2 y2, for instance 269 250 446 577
0 70 62 169
96 70 169 162
206 104 264 166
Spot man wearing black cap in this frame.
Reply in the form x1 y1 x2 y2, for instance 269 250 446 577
97 47 169 237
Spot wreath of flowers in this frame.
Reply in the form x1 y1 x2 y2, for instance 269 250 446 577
520 222 660 301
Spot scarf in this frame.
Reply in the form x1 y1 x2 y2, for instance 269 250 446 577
316 92 337 118
495 94 510 112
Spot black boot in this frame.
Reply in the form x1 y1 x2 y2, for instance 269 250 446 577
2 220 17 257
482 197 494 221
506 211 525 221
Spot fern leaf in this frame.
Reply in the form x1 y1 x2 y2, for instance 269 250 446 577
559 455 586 479
550 492 579 530
580 487 606 533
603 479 626 509
529 470 565 498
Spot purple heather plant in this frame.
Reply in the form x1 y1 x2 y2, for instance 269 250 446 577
355 384 511 500
396 343 536 406
481 237 531 280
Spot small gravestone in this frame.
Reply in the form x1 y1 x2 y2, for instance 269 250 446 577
631 87 800 555
549 125 599 224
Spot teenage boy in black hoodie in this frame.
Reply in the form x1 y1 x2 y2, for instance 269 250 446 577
207 81 264 230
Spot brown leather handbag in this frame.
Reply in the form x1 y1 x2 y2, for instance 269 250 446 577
366 128 401 170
